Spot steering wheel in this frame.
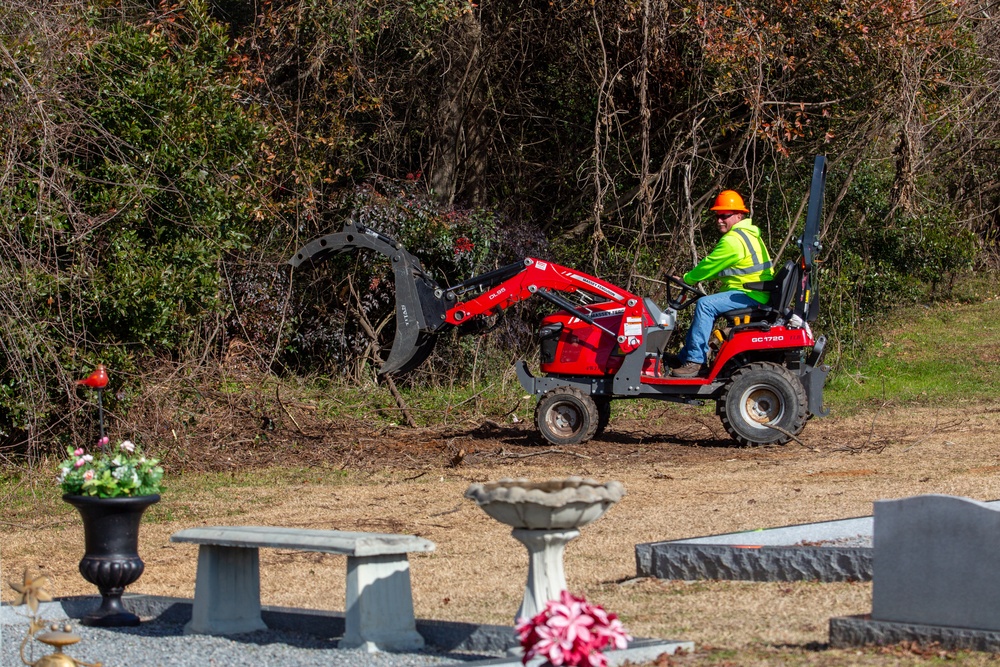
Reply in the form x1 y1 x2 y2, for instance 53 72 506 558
666 275 707 310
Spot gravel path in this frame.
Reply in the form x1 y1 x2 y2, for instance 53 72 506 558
2 621 500 667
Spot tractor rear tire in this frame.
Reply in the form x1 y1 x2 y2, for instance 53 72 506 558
717 362 807 446
535 387 599 446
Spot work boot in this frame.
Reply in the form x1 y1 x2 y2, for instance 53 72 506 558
670 361 704 378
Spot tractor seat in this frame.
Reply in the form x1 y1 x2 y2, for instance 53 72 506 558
719 260 799 327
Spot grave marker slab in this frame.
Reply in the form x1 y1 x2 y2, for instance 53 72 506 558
872 494 1000 631
831 494 1000 652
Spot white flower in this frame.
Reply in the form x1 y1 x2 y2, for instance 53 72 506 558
119 440 135 454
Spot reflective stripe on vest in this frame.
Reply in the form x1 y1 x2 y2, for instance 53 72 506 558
719 228 773 277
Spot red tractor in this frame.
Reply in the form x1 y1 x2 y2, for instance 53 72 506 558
289 156 831 446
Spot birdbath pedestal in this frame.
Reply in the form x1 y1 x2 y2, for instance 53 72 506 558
464 477 625 622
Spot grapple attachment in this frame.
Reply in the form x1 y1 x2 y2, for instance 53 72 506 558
288 220 448 375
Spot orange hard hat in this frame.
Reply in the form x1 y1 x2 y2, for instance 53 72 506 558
710 190 749 213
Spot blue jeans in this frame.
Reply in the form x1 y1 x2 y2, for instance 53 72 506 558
678 291 760 364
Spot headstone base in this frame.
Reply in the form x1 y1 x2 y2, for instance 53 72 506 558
830 614 1000 653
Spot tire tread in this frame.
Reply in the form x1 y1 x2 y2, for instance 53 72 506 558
534 387 599 445
716 362 808 446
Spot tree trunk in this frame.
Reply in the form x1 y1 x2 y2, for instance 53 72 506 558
890 48 925 215
428 10 486 207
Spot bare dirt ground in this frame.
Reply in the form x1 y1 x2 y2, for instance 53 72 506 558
6 401 1000 665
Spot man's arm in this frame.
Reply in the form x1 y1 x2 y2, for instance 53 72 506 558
683 235 743 284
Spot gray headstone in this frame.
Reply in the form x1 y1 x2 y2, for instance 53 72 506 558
873 494 1000 631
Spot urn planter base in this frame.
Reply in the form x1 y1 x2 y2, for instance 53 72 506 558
83 603 141 627
63 493 160 627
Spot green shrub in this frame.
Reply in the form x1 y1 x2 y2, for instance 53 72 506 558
0 0 267 454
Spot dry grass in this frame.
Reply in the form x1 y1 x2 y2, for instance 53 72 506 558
5 403 1000 665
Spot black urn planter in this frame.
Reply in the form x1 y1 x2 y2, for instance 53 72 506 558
63 493 160 627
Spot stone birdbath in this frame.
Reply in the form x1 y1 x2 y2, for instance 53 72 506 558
464 477 625 622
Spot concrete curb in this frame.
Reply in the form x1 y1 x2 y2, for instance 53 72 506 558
2 595 693 665
636 515 873 582
461 638 694 666
830 614 1000 653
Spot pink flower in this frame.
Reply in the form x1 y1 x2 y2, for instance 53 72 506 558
73 448 84 456
98 436 109 447
83 470 94 481
517 592 630 667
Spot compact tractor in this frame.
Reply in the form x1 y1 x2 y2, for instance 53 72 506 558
289 156 831 446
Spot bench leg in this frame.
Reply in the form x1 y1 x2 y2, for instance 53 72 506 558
184 545 268 635
340 554 424 652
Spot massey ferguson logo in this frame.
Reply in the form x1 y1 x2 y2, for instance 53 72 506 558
567 273 622 300
752 335 785 343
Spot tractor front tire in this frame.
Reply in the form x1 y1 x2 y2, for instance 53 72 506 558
535 387 599 446
717 362 807 446
594 398 612 437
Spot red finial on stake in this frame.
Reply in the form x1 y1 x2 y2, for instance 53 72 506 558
77 364 109 444
77 364 109 389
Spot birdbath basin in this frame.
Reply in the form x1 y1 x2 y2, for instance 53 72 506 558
465 477 625 621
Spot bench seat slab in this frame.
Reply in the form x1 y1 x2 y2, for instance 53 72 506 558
172 526 434 557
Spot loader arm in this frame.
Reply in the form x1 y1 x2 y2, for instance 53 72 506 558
442 258 650 354
289 221 651 375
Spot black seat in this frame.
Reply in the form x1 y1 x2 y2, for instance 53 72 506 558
720 260 811 326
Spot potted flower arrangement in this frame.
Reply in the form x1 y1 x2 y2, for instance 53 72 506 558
515 590 631 667
59 438 163 627
58 439 163 499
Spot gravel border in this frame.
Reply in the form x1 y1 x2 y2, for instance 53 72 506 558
2 596 692 667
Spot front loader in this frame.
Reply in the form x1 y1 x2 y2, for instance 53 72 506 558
289 156 831 446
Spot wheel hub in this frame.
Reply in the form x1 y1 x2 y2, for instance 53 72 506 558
547 404 581 436
744 388 781 425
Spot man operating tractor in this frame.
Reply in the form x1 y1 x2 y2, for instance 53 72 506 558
288 157 829 446
671 190 775 378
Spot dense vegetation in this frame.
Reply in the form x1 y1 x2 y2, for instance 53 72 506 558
1 0 997 457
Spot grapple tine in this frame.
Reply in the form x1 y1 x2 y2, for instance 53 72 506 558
288 219 448 375
382 330 438 375
379 256 443 374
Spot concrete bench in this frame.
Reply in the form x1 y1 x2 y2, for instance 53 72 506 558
170 526 435 651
